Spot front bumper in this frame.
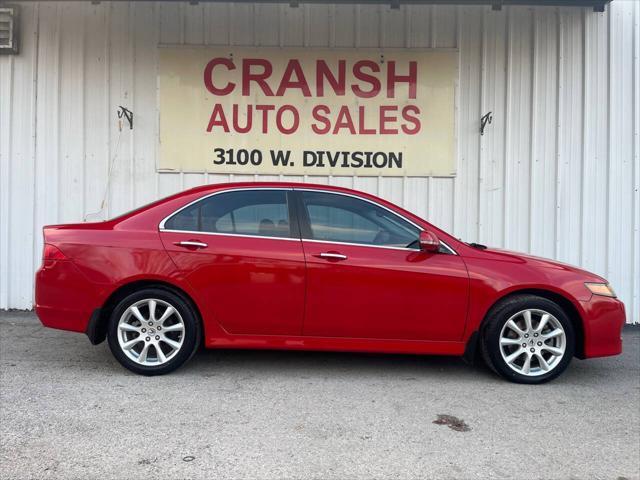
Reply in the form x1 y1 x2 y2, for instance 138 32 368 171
580 294 626 358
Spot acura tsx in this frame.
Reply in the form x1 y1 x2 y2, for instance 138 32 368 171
35 183 625 383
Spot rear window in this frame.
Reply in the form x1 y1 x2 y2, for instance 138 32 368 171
163 190 291 239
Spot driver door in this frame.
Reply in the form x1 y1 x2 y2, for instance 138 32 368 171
296 190 469 341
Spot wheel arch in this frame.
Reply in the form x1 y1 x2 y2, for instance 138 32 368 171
476 288 585 360
86 279 204 346
464 287 586 364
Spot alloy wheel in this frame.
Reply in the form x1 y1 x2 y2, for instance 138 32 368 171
117 298 185 366
498 308 567 377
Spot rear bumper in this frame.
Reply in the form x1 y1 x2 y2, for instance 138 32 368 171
580 295 626 358
35 259 107 334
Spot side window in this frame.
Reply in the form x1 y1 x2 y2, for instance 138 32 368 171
164 190 291 238
300 191 419 248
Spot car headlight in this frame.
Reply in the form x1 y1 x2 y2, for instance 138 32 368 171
585 282 617 298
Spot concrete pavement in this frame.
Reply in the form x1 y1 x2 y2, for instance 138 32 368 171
1 311 638 479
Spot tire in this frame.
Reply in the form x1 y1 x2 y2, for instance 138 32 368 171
107 287 201 376
481 294 575 384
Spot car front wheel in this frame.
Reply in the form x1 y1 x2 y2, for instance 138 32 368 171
107 288 201 375
481 295 575 384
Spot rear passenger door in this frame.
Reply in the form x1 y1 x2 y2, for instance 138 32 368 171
160 189 306 336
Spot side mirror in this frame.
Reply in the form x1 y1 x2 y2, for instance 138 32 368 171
419 230 440 253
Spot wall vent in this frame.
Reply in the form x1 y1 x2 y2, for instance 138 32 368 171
0 5 19 55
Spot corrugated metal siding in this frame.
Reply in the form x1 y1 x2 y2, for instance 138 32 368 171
0 1 638 324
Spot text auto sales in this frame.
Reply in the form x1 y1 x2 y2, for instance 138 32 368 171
203 57 421 169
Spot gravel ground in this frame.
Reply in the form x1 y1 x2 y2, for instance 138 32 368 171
1 311 639 480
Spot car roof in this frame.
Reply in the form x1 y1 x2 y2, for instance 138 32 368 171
177 181 370 197
111 181 375 225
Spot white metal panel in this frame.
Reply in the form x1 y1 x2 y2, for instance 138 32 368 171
607 0 637 322
83 2 111 223
557 7 584 268
1 3 37 309
582 6 610 277
333 4 357 47
478 6 508 249
0 37 12 309
455 6 482 243
505 7 534 254
633 0 640 325
530 8 559 259
0 1 638 325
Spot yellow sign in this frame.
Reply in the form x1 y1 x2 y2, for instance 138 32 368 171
159 47 457 176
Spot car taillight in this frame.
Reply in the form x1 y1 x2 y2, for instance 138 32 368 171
43 243 67 266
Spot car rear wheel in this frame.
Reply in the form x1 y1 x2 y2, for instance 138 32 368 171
481 295 575 384
107 288 200 375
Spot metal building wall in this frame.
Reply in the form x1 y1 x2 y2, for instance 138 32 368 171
0 1 638 323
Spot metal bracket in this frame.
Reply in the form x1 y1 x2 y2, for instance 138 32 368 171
117 106 133 130
480 111 493 136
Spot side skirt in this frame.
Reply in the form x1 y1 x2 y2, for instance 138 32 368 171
205 334 466 356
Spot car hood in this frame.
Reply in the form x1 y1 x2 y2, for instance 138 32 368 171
466 246 607 283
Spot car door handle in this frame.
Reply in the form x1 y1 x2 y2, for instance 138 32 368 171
174 240 208 249
315 252 347 261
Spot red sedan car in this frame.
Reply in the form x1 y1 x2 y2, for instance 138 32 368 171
35 183 625 383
